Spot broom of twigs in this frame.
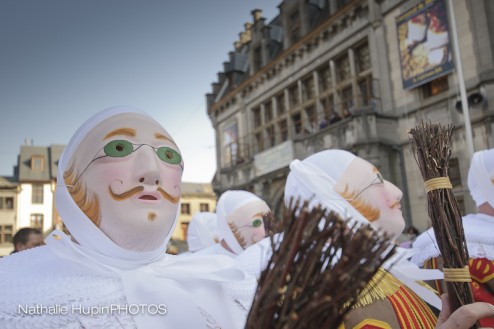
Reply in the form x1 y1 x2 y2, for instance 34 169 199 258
245 199 395 329
409 121 477 328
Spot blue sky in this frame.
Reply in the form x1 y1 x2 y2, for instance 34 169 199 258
0 0 279 182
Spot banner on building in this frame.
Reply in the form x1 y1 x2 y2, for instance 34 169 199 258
396 0 454 90
254 140 294 177
222 121 239 166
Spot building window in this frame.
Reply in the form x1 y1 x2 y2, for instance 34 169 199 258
291 112 302 135
255 132 264 153
199 203 209 212
0 225 13 244
276 93 286 115
264 101 273 123
340 86 354 115
6 197 13 209
32 184 44 204
0 197 14 210
422 75 449 98
288 84 299 108
355 43 371 74
302 76 315 102
317 64 331 93
335 55 351 82
31 155 45 172
278 119 288 142
337 0 352 8
253 45 262 72
30 214 44 231
266 125 275 147
181 222 190 241
304 106 317 134
288 9 301 44
358 76 373 107
253 107 262 126
181 203 191 215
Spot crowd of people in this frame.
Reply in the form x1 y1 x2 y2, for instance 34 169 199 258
1 106 493 328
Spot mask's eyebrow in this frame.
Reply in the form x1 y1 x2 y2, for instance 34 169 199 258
155 133 178 148
104 128 136 140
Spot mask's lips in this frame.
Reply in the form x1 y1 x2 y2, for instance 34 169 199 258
140 195 158 200
137 191 160 201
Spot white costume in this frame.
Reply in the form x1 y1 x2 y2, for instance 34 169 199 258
411 148 494 265
196 190 270 258
186 211 219 253
283 150 443 310
0 106 255 328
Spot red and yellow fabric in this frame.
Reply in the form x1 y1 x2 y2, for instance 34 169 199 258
424 257 494 327
339 269 437 329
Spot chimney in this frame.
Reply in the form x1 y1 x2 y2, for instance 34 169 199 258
252 9 262 22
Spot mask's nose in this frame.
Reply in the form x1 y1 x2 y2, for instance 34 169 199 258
134 145 161 186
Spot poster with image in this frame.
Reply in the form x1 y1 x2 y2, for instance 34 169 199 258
396 0 454 90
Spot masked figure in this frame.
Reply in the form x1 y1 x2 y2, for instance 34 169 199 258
284 149 442 329
196 190 271 257
0 106 255 329
412 148 494 328
186 211 219 253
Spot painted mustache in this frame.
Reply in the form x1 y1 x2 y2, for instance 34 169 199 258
109 185 180 204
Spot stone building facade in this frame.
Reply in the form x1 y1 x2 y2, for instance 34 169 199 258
0 176 18 255
174 182 217 241
206 0 494 231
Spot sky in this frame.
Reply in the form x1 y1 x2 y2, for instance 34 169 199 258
0 0 280 182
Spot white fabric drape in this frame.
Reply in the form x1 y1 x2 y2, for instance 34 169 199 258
411 213 494 266
187 212 218 252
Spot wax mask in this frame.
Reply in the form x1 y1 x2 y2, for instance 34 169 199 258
226 200 270 249
334 157 405 239
64 113 183 251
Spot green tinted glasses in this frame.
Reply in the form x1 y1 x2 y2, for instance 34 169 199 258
251 218 263 227
103 140 182 165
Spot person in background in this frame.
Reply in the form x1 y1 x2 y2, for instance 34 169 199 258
196 190 271 258
186 211 219 253
412 147 494 328
11 227 43 253
284 149 443 328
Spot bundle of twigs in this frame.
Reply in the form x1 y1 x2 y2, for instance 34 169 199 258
245 199 395 329
409 121 477 328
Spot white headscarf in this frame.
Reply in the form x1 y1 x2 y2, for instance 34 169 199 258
217 190 268 255
284 149 443 310
187 212 219 252
54 105 173 266
468 148 494 207
284 149 368 228
45 106 250 328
